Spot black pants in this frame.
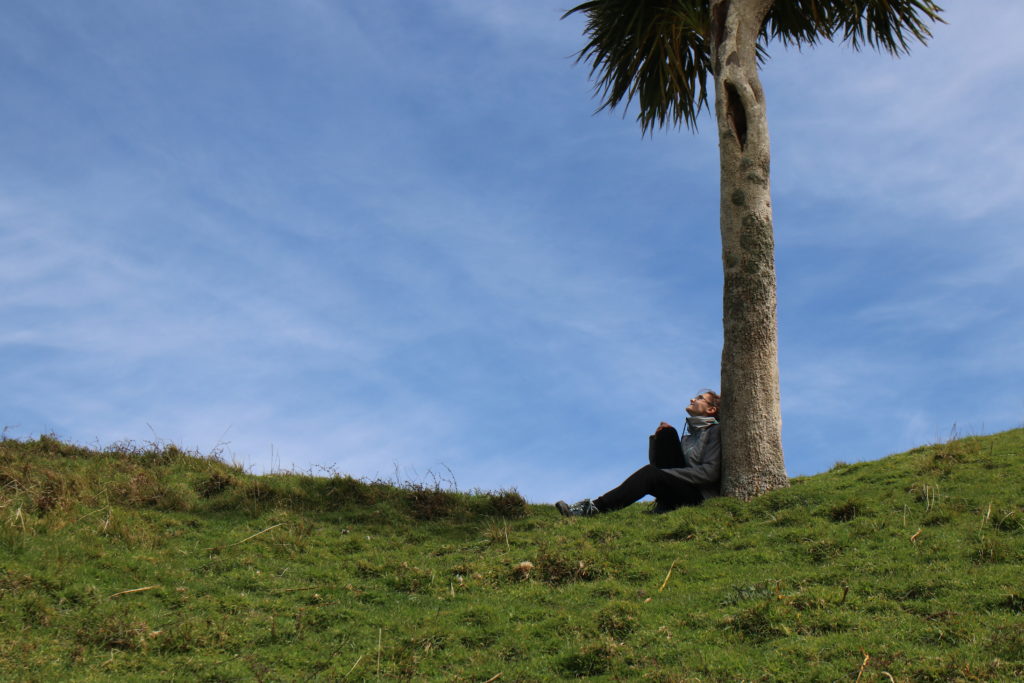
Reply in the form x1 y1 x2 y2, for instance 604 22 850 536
593 426 704 512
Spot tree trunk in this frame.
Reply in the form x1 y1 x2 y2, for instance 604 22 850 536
710 0 789 499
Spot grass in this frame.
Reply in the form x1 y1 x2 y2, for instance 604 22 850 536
1 429 1023 680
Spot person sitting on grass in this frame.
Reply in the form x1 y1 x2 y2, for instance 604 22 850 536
555 390 721 517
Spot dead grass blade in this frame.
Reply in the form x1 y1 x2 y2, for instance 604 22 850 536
108 585 161 599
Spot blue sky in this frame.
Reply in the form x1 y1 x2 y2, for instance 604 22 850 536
2 1 1022 503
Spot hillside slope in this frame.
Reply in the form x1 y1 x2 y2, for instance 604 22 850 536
2 429 1023 680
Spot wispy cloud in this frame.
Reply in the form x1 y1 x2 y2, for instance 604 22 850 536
2 0 1020 504
766 1 1024 225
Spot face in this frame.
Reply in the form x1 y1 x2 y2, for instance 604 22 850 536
685 392 717 418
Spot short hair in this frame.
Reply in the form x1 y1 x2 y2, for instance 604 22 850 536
700 390 721 415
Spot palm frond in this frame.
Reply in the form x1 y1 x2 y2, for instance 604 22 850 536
766 0 945 54
563 0 713 134
764 0 833 47
839 0 945 54
564 0 945 134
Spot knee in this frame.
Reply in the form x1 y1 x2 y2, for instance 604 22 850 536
621 464 661 486
633 464 662 482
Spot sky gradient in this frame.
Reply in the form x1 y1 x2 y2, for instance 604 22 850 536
3 1 1022 503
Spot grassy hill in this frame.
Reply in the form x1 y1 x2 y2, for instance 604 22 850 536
1 429 1023 681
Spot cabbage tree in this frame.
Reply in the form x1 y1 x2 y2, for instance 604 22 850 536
565 0 944 498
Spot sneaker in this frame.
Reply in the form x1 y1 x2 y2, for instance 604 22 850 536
555 499 600 517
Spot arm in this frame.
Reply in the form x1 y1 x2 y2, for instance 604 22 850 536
661 426 721 487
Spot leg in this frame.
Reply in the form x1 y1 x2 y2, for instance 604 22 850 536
650 426 685 468
593 465 702 512
646 427 692 511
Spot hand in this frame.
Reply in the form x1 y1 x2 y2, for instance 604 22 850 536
655 422 673 433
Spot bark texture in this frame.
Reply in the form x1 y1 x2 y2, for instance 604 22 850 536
710 0 789 499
